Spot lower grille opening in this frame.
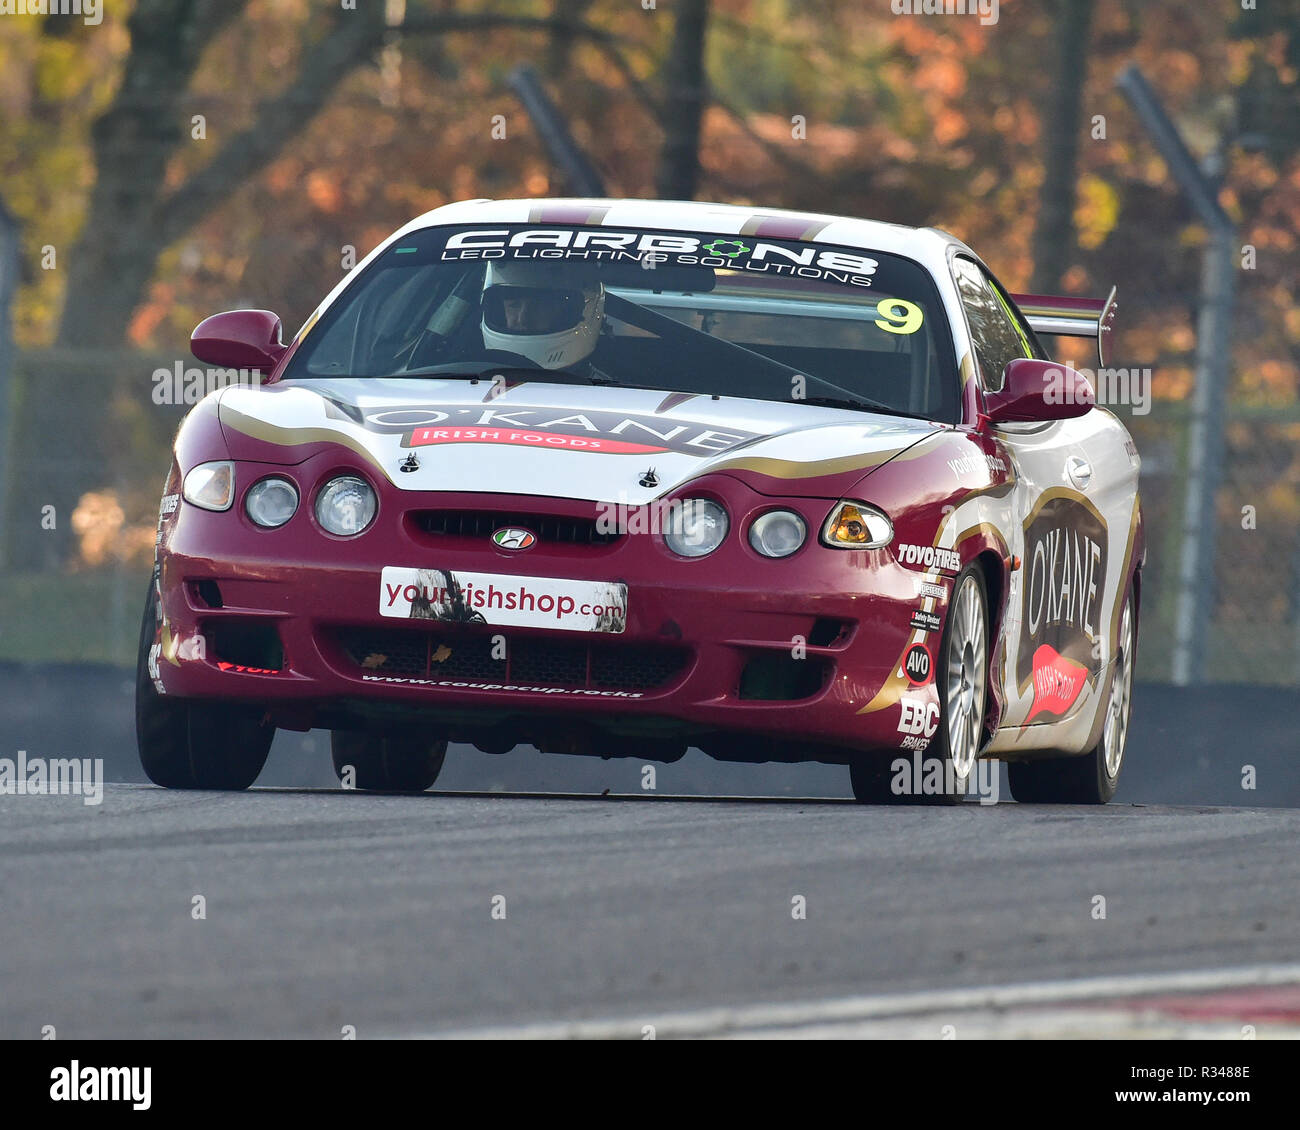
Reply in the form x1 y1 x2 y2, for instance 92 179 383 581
738 653 829 701
510 638 587 686
590 645 687 690
809 617 851 647
335 628 687 692
208 619 283 671
192 580 224 609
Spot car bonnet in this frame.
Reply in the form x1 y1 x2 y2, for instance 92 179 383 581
217 378 940 504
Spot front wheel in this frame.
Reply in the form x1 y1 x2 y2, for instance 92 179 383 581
135 584 274 790
939 565 990 801
851 565 989 804
1007 580 1135 804
331 730 447 792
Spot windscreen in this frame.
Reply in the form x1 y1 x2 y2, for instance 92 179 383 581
284 224 960 422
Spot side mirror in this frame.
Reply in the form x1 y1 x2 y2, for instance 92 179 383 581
984 358 1094 424
191 310 286 371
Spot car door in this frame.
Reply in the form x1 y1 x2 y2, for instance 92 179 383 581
950 257 1098 733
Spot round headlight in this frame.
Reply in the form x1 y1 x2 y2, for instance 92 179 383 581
663 498 728 558
182 461 235 512
315 475 376 536
246 477 299 528
749 510 807 558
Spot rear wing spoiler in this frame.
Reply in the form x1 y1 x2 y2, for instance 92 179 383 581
1010 285 1118 367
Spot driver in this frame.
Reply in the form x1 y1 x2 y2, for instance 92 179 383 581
480 260 607 371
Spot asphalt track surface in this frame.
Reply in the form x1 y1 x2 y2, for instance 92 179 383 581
2 783 1297 1038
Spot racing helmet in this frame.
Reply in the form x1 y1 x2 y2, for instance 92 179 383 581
480 260 605 369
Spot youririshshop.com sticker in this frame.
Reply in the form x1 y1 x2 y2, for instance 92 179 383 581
380 567 627 633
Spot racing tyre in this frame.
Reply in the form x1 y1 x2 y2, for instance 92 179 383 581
1007 579 1135 805
847 755 897 803
135 584 274 790
851 564 989 805
331 730 447 792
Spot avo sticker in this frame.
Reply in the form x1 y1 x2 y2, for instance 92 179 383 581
903 642 933 687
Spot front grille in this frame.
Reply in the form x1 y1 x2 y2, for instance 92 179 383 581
510 638 588 685
335 628 687 692
591 645 687 689
412 510 620 547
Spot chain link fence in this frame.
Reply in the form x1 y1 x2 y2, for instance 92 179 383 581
1123 401 1300 685
0 346 185 666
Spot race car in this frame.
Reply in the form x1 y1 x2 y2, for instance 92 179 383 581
137 197 1143 803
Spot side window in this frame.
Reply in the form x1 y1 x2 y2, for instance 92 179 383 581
952 257 1030 391
987 272 1047 363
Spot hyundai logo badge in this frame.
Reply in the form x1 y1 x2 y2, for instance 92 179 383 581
493 527 536 550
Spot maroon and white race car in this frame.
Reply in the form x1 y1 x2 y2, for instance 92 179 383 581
138 197 1142 803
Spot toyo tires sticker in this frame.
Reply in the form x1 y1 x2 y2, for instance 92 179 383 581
897 543 961 572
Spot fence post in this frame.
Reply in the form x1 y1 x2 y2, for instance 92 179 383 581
0 195 19 573
1116 64 1236 686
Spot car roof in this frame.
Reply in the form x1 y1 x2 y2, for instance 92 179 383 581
394 197 979 278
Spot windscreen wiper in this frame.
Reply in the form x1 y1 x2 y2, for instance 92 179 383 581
795 394 915 418
392 362 620 386
489 366 621 387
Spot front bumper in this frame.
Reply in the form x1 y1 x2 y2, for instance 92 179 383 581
152 459 945 761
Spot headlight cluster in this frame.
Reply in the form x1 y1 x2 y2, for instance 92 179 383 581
661 497 892 558
180 472 890 554
661 498 886 559
182 464 377 535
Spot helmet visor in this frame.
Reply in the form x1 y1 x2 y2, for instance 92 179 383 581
482 285 588 336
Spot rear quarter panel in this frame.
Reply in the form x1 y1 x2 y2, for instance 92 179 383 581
988 405 1143 754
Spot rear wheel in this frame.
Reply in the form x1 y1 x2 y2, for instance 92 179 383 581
1007 580 1135 804
135 584 274 790
851 565 989 804
331 730 447 792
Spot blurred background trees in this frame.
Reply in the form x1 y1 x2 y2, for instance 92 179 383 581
0 0 1294 362
0 0 1296 677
